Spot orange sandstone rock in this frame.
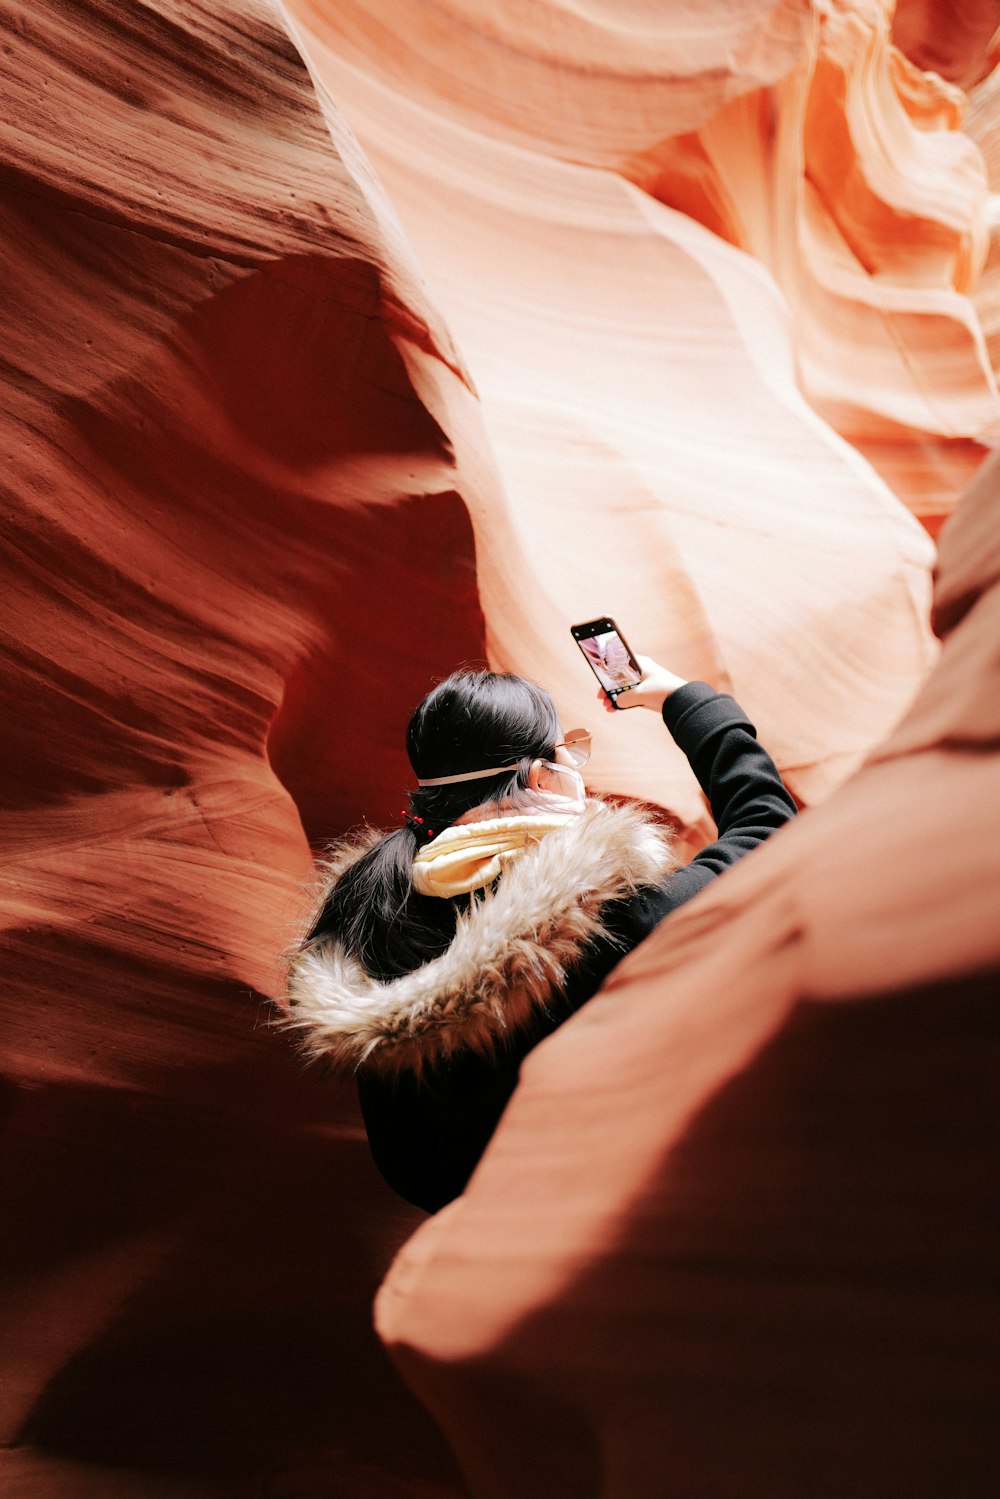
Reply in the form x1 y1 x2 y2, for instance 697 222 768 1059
964 63 1000 442
374 453 1000 1499
893 0 1000 91
291 0 1000 528
3 0 998 1493
0 0 481 1491
290 0 941 821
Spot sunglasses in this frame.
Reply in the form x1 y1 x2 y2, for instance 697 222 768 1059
554 728 591 768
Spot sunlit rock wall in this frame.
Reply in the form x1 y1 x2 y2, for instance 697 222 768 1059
2 0 999 1494
284 0 1000 829
375 455 1000 1499
288 0 999 534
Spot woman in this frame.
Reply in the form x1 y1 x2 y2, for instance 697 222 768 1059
284 658 797 1213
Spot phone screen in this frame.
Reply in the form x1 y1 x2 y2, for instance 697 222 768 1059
571 618 642 699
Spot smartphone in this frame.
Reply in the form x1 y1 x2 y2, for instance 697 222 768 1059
570 617 643 706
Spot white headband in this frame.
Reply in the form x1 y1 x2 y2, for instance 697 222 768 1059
416 760 522 787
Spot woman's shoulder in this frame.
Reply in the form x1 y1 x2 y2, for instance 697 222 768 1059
281 799 677 1079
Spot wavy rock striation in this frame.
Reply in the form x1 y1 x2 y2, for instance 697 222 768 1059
3 0 1000 1494
374 452 1000 1499
892 0 1000 91
288 0 942 820
290 0 1000 529
964 61 1000 407
0 0 482 1492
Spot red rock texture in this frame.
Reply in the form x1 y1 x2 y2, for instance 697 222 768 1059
3 0 999 1494
375 451 1000 1499
0 0 485 1492
893 0 1000 91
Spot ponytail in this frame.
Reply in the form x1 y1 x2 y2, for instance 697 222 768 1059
304 822 463 980
301 668 560 981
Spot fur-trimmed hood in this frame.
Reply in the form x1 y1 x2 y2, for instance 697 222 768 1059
283 799 677 1076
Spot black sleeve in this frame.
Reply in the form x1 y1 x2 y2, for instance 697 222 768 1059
596 681 798 953
650 679 798 912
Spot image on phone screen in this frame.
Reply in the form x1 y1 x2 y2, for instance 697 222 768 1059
571 618 642 698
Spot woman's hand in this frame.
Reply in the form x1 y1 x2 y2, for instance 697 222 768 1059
599 654 689 713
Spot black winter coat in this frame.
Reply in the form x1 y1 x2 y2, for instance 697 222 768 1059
286 682 797 1213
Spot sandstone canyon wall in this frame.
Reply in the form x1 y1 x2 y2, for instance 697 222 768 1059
2 0 999 1495
0 1 482 1493
288 0 999 536
376 449 1000 1498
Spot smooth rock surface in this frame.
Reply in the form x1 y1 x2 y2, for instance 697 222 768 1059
0 0 481 1492
4 0 1000 1494
289 0 946 819
374 457 1000 1499
289 0 1000 528
893 0 1000 91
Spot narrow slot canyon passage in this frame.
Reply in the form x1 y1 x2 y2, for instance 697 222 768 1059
2 1 999 1495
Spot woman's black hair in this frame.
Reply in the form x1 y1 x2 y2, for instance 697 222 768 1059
304 669 560 980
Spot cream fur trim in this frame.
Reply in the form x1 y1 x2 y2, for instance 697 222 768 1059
282 799 676 1076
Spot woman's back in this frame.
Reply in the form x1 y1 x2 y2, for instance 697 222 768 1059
284 669 798 1212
